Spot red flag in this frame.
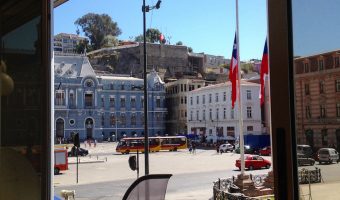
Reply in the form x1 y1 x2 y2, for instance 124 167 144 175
260 39 268 105
159 34 164 43
229 34 238 109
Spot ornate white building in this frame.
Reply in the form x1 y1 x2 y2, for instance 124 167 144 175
187 81 261 143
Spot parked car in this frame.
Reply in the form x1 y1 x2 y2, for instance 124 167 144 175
219 143 234 153
235 155 271 170
297 153 315 166
235 145 254 154
317 148 339 164
68 146 89 157
259 146 271 156
297 144 314 158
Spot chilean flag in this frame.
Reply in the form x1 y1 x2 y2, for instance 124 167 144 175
260 39 268 105
229 33 238 109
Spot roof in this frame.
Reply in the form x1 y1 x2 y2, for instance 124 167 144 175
193 80 259 92
54 55 96 78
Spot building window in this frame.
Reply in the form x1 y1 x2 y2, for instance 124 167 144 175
69 91 75 107
209 94 212 103
247 106 252 118
156 113 161 121
247 126 253 132
131 97 136 108
141 113 144 124
319 59 324 70
120 97 126 108
120 113 126 126
227 127 235 137
215 93 219 102
223 108 226 119
209 109 212 120
223 92 226 101
196 110 199 120
246 90 252 100
101 114 105 126
209 129 213 136
156 97 161 108
337 103 340 117
190 97 193 105
196 96 199 104
101 96 105 108
336 80 340 92
110 97 115 108
110 114 115 126
231 109 234 119
181 84 183 92
190 111 193 121
184 84 187 91
181 97 183 104
216 108 219 120
320 105 326 118
141 97 144 108
203 110 206 120
305 105 311 119
55 90 65 106
321 129 328 146
319 80 324 94
304 63 309 73
84 93 93 107
203 95 205 104
185 96 187 104
131 113 136 125
305 83 310 95
335 57 340 68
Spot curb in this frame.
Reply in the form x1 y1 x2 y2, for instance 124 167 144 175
68 160 105 164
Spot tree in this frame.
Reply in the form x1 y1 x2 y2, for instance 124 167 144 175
176 41 183 45
102 35 118 48
134 28 162 43
75 13 121 50
75 39 93 54
241 63 253 74
188 47 193 53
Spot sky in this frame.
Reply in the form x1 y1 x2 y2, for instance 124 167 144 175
54 0 268 61
292 0 340 57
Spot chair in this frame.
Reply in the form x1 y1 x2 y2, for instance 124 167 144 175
122 174 172 200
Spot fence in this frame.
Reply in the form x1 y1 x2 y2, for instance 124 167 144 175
298 168 322 184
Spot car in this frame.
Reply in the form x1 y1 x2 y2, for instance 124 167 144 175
259 146 271 156
68 146 89 157
297 153 315 166
219 143 234 153
235 145 254 154
317 148 339 164
235 155 271 170
297 144 314 158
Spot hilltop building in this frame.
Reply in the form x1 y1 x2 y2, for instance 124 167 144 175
54 33 86 54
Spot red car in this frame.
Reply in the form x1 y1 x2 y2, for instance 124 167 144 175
235 155 271 170
259 146 271 156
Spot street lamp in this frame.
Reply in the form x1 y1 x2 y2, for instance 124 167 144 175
142 0 161 176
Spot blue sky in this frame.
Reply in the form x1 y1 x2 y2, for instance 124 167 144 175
54 0 268 60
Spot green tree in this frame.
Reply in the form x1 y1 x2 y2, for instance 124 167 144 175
75 13 121 50
134 28 162 43
75 39 93 54
188 47 193 53
240 63 253 74
176 41 183 45
102 35 118 48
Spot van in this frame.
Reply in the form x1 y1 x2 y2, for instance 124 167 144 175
317 148 339 164
297 145 313 158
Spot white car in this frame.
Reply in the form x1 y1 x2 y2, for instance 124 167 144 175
219 143 234 153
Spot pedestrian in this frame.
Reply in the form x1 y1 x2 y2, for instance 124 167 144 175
192 142 196 154
94 139 97 147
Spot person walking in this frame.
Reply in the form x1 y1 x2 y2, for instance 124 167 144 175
192 142 196 154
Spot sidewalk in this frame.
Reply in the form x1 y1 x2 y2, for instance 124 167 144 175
300 181 340 199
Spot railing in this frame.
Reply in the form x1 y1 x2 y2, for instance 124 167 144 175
298 168 322 184
213 174 271 200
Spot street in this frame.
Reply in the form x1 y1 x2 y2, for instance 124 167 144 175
54 143 271 200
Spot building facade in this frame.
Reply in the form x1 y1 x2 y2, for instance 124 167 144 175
54 33 86 54
54 55 167 142
187 81 262 143
165 78 206 135
294 50 340 151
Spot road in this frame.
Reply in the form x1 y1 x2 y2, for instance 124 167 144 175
54 143 271 200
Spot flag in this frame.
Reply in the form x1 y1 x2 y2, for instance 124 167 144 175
229 33 238 108
260 39 268 105
159 34 165 43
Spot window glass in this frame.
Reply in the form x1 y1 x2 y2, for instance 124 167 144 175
292 0 340 198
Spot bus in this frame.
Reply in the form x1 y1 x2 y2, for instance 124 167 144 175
116 137 161 154
158 136 188 151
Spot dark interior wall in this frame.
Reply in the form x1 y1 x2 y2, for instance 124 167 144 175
0 0 51 199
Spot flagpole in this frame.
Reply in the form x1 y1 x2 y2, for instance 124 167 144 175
236 0 245 176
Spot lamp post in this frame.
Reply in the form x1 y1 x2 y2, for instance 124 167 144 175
142 0 162 175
